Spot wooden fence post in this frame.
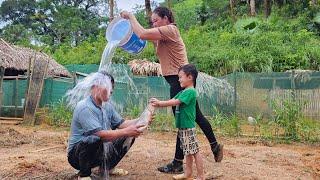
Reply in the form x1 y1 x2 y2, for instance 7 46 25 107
0 66 5 117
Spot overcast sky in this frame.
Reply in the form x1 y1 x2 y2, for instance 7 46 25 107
117 0 164 11
0 0 164 11
0 0 164 28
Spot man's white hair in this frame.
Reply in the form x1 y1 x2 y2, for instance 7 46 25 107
66 71 113 109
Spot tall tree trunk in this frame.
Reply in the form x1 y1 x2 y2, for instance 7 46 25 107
250 0 256 16
166 0 172 9
145 0 152 27
230 0 235 18
229 0 235 17
109 0 114 22
264 0 272 18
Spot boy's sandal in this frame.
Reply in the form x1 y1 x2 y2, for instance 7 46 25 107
172 173 194 180
110 168 129 176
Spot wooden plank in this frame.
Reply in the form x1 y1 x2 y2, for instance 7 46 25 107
0 117 23 121
75 71 88 77
1 105 23 108
0 120 21 125
3 76 28 80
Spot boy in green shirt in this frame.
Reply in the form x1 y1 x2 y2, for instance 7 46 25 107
150 64 204 180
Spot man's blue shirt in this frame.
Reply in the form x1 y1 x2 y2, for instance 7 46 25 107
67 96 124 153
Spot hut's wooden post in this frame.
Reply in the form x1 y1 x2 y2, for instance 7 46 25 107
23 57 32 115
0 66 5 117
14 76 18 117
31 59 49 125
23 53 49 125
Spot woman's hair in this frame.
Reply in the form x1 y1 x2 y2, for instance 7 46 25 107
153 6 175 23
179 64 198 87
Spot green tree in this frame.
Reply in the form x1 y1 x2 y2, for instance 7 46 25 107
0 0 107 46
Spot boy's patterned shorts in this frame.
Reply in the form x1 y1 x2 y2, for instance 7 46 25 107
178 128 199 155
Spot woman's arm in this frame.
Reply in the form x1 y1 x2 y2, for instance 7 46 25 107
120 11 162 41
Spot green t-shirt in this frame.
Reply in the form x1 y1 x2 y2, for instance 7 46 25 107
173 88 197 128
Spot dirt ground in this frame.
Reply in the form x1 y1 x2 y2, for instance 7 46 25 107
0 124 319 180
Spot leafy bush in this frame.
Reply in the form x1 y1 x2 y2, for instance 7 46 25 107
271 98 303 140
183 16 320 76
48 100 73 127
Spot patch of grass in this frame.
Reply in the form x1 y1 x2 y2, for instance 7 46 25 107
298 118 320 143
124 104 141 119
271 98 303 140
209 108 242 137
149 113 175 132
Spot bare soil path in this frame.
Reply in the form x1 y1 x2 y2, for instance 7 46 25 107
0 125 319 180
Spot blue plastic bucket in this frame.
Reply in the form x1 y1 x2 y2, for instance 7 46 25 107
106 17 147 54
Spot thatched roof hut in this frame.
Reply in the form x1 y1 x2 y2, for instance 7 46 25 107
0 38 70 77
128 59 162 76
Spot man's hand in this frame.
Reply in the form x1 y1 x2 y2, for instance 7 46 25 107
120 11 133 20
125 124 144 137
149 113 156 124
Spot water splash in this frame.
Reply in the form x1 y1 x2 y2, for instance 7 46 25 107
65 72 113 109
101 142 112 180
99 41 120 71
106 64 139 95
99 40 139 96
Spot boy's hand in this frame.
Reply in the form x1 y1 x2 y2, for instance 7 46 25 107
149 98 160 107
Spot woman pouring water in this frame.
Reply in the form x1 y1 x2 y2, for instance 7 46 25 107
120 6 223 174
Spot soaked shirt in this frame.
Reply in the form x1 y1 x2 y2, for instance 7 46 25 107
67 96 124 153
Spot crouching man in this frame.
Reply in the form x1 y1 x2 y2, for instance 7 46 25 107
67 72 146 179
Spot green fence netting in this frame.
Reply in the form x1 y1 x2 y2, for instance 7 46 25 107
1 78 28 117
223 71 320 120
1 65 320 120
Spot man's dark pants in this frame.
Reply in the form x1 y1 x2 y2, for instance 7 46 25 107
68 136 135 177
